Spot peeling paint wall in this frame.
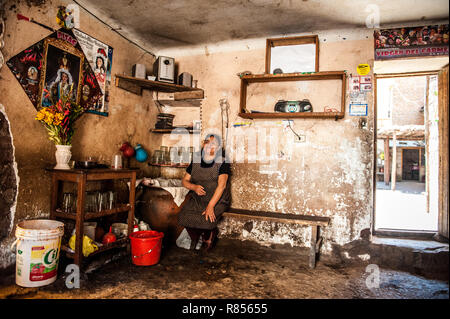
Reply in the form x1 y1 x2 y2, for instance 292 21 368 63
163 33 375 257
0 104 20 269
0 0 160 271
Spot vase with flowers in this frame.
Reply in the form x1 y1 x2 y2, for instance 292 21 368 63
35 85 84 169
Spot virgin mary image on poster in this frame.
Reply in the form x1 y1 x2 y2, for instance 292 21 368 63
41 43 82 107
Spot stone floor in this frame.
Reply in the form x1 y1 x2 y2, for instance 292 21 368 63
0 239 448 299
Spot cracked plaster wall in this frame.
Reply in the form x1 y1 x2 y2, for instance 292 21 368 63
164 34 375 258
0 0 160 271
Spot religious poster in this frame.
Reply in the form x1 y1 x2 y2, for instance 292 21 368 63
73 29 114 116
40 37 84 107
6 40 44 106
374 24 449 60
6 28 102 111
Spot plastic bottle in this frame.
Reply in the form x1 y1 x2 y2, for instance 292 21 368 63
138 221 150 231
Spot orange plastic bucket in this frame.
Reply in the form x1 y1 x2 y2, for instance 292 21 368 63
129 230 164 266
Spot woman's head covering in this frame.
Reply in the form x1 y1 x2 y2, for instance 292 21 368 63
201 133 225 163
203 133 222 148
50 69 73 89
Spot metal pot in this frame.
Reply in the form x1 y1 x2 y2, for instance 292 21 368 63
76 160 98 168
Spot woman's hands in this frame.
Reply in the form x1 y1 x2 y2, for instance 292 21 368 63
193 184 206 196
202 204 216 223
182 173 206 196
201 174 228 223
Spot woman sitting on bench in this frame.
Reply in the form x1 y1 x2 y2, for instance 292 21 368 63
178 133 231 252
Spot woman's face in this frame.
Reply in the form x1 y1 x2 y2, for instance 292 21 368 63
28 67 37 80
61 73 68 84
203 137 219 157
97 58 103 68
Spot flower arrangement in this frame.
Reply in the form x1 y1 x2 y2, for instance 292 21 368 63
35 85 84 145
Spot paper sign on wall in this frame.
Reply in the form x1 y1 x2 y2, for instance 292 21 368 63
357 64 371 75
360 76 372 84
348 74 372 109
360 83 372 92
349 103 368 116
349 76 360 93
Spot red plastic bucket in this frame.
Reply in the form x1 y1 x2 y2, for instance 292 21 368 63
129 230 164 266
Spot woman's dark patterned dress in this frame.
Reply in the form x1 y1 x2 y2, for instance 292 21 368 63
178 159 231 230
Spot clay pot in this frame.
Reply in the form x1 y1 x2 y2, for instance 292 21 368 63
136 187 186 244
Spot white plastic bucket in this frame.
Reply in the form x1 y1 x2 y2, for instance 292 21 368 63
12 219 64 287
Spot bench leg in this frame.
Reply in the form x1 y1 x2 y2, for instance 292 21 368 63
309 225 318 269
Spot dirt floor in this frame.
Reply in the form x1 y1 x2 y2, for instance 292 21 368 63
0 239 448 299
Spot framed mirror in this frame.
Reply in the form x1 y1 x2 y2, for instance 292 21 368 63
265 35 319 74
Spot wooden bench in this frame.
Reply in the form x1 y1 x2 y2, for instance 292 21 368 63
223 208 330 269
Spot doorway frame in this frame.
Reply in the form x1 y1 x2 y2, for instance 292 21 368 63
373 70 439 238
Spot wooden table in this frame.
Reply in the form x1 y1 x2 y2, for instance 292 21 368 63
47 168 138 268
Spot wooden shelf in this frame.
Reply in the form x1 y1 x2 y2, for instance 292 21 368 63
241 71 345 82
155 90 204 107
48 168 137 268
115 75 204 95
61 237 129 260
156 99 202 107
239 112 345 119
54 204 131 221
148 163 189 168
150 128 200 134
239 71 347 119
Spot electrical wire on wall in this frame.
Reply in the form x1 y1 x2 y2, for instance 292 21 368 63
72 0 156 59
197 97 203 152
219 98 230 150
153 92 163 113
287 120 303 141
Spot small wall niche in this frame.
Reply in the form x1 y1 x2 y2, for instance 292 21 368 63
265 35 319 74
238 71 347 119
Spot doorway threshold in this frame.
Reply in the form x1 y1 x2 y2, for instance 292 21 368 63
374 228 436 240
372 236 448 252
370 235 449 280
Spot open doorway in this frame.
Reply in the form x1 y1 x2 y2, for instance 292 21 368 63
374 73 439 233
402 148 422 181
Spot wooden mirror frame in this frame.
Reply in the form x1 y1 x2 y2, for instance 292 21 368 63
265 35 319 74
